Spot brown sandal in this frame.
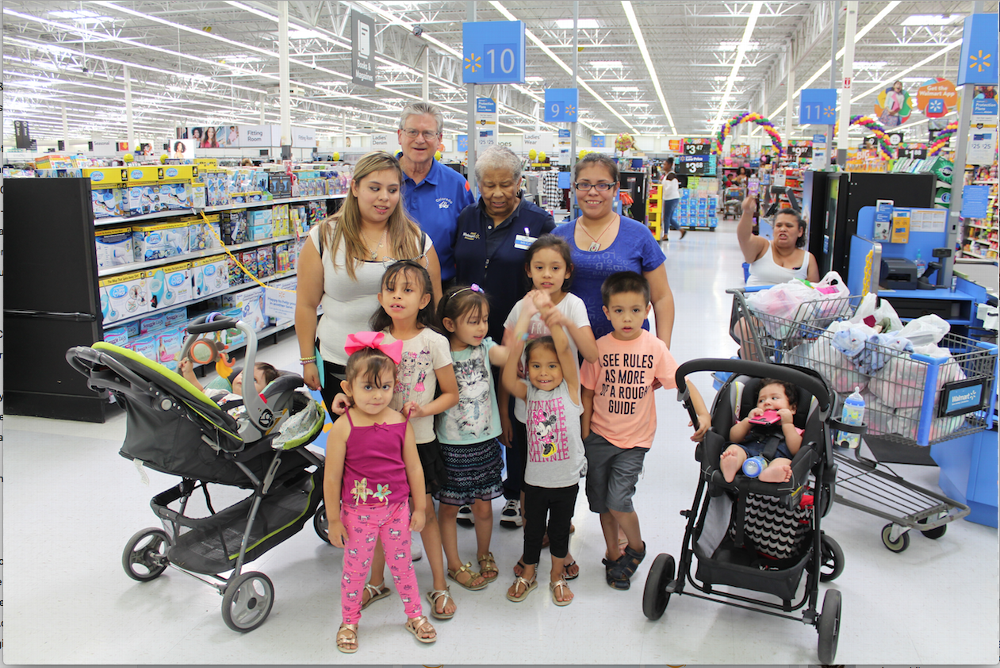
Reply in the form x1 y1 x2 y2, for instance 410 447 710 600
447 562 488 590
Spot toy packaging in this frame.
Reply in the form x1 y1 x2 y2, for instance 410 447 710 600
189 214 221 251
147 261 192 310
221 306 247 348
257 245 275 278
95 227 135 270
191 183 207 209
92 188 125 219
132 222 189 262
228 254 245 286
163 306 188 329
99 270 148 325
275 242 292 274
272 203 290 236
192 255 228 297
220 210 248 245
240 250 259 280
140 312 168 336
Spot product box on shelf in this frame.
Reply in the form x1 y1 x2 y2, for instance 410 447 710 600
221 307 246 348
125 321 140 338
220 209 248 245
102 326 129 347
188 213 222 251
267 173 292 199
250 223 273 242
231 191 268 204
140 312 168 336
290 205 308 234
95 227 134 270
126 185 161 216
132 222 189 262
83 167 129 187
163 306 188 329
221 286 267 332
228 254 245 286
162 165 199 181
147 261 192 310
99 270 148 324
131 334 157 361
257 245 275 278
128 166 164 183
157 181 193 211
240 250 259 279
275 242 292 274
248 207 273 229
92 187 125 219
191 182 207 209
156 327 184 371
192 255 229 297
272 203 290 236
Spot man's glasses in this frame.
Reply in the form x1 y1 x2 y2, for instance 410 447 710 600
401 129 440 141
573 182 615 191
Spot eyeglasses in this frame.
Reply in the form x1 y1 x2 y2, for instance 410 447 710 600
573 182 615 191
401 128 440 141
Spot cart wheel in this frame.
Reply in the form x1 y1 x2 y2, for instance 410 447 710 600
313 503 329 543
222 571 274 632
817 589 842 665
122 528 170 582
881 523 910 553
642 553 675 621
819 534 845 582
918 518 947 540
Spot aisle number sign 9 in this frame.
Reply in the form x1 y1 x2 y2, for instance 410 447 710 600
462 21 526 84
545 88 579 123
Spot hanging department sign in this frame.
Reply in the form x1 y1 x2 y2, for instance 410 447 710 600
462 21 526 84
916 78 958 118
351 10 376 88
959 14 998 86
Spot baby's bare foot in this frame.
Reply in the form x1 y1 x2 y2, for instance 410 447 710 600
759 463 792 483
720 449 741 482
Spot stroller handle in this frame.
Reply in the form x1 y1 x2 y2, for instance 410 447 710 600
188 314 240 335
676 358 832 411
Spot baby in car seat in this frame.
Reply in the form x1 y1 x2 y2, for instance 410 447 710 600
179 358 279 409
721 378 803 484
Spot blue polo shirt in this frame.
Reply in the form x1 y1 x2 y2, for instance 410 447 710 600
401 159 475 282
454 197 555 344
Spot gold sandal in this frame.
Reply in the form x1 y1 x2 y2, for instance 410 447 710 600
405 615 437 644
477 552 499 583
426 587 455 620
336 623 358 654
506 574 537 602
550 578 573 606
447 562 488 590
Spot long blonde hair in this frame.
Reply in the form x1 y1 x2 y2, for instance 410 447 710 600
320 151 423 280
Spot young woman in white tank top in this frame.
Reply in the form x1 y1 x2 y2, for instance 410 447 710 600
736 196 820 287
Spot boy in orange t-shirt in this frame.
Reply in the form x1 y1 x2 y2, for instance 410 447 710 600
580 271 710 590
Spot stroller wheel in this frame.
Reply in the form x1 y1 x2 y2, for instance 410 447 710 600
314 503 330 544
918 517 947 540
222 571 274 633
817 589 842 664
816 533 845 582
641 553 675 621
122 528 170 582
881 523 910 553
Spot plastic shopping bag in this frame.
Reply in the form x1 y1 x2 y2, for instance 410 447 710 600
897 314 950 347
850 293 903 333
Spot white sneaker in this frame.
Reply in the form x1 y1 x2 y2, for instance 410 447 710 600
456 504 474 526
411 540 423 561
500 499 523 528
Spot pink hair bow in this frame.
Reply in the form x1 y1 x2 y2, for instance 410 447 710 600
344 331 403 365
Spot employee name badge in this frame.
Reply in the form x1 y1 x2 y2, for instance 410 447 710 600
514 231 536 250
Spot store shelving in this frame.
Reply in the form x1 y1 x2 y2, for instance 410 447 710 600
98 235 300 277
95 193 346 226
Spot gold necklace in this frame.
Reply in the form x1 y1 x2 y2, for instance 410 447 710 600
579 215 617 252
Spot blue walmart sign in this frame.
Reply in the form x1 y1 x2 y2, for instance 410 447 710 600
958 14 998 86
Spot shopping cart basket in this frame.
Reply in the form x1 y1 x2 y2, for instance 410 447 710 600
729 287 997 552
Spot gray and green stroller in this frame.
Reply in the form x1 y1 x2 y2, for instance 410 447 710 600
66 314 326 632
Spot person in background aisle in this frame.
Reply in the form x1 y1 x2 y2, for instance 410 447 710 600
452 145 555 529
397 102 476 287
434 285 509 594
580 271 710 591
502 292 586 606
661 157 685 241
296 153 442 568
553 152 676 345
324 337 435 652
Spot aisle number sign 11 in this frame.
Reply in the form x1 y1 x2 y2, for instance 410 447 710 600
799 88 837 125
545 88 579 122
462 21 526 84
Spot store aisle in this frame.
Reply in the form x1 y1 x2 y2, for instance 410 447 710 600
5 220 997 665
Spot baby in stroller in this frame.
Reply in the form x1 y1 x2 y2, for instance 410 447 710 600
178 358 279 407
721 378 802 483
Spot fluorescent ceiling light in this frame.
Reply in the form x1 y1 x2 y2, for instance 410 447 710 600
713 76 745 82
852 61 888 68
612 86 640 92
900 14 961 26
589 60 623 68
622 1 676 134
525 76 545 83
712 1 761 129
554 19 600 29
286 28 323 39
48 9 100 19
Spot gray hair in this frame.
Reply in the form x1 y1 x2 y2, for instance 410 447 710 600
474 145 522 182
398 101 444 134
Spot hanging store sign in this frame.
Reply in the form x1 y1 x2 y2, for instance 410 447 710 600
351 10 377 89
544 88 579 123
681 138 712 156
967 125 997 165
916 78 958 118
370 133 392 150
958 14 999 86
523 132 555 153
591 135 606 148
292 127 317 148
457 135 469 152
241 125 273 147
14 120 32 149
799 88 837 125
475 98 498 151
896 144 928 159
462 21 526 84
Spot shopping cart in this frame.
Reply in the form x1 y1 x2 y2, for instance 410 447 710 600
729 287 998 552
723 186 743 218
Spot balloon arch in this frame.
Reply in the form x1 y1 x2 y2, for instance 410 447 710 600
714 113 783 156
835 115 893 159
929 122 959 156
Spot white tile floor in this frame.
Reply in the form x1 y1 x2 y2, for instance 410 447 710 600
4 220 998 666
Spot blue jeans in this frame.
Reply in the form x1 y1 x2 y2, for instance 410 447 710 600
663 198 680 231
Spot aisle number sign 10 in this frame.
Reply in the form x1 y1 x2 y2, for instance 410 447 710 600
462 21 526 84
799 88 838 125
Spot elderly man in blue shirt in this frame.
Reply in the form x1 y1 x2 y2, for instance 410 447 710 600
397 102 475 286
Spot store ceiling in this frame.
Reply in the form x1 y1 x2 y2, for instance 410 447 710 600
3 1 996 146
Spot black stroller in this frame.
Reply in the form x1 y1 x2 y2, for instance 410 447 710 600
643 359 848 664
67 314 327 632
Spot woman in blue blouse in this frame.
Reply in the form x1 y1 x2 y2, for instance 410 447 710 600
553 153 675 346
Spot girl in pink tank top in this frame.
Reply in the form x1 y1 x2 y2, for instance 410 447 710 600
324 333 437 652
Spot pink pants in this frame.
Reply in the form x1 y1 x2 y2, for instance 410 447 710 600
340 500 422 623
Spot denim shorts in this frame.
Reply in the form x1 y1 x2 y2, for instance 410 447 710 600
583 431 647 514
